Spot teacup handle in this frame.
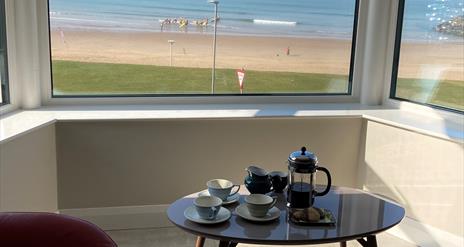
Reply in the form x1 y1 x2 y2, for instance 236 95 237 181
229 185 240 197
208 207 219 220
269 197 277 208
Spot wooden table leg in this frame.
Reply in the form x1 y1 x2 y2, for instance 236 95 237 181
195 236 205 247
340 241 347 247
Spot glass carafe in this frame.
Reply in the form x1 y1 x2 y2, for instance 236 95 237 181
287 147 332 224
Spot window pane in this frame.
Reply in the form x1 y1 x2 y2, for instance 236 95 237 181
393 0 464 111
49 0 357 96
0 0 9 104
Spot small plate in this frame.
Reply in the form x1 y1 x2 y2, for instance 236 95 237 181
198 190 240 205
184 206 231 224
235 204 280 222
289 208 336 226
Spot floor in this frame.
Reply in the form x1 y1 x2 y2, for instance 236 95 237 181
106 227 418 247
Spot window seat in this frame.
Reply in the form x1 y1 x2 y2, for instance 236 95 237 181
1 103 462 144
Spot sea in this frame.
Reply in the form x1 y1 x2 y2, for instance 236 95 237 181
49 0 464 41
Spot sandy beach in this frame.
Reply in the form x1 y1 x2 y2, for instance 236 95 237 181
51 30 464 81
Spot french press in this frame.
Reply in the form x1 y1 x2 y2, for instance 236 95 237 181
287 147 331 223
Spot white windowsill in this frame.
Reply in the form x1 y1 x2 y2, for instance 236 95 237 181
1 103 463 144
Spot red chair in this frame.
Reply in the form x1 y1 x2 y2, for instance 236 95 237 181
0 212 117 247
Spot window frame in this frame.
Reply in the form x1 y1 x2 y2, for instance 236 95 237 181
2 0 461 127
389 0 463 114
44 0 361 102
0 0 10 106
0 0 20 115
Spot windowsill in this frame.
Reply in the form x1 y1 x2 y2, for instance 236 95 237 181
1 103 463 144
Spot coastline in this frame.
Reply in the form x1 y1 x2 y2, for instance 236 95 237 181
49 26 356 41
51 30 354 75
50 30 464 81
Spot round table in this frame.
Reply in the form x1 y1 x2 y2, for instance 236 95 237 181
167 186 405 247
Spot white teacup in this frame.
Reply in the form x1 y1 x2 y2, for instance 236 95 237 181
245 194 277 218
194 196 222 220
207 179 240 201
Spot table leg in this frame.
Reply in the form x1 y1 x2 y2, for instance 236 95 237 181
218 240 237 247
195 236 205 247
356 235 378 247
340 241 347 247
366 235 378 247
218 241 229 247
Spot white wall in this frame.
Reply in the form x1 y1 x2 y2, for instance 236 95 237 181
358 120 464 238
0 124 57 211
1 116 462 246
56 117 362 209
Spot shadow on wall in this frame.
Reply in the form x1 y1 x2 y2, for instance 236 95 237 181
361 165 440 247
357 120 464 246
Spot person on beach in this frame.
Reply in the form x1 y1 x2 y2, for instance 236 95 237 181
286 46 290 56
201 18 208 27
58 27 69 49
178 18 188 32
179 18 188 28
160 19 171 31
58 27 66 45
194 18 208 27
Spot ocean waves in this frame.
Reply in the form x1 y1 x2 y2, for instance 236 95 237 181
253 20 297 25
49 0 358 39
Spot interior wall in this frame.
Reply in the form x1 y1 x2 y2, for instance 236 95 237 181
358 120 464 237
0 124 57 211
56 117 362 209
2 115 461 243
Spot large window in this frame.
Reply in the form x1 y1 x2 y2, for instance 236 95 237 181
48 0 358 97
0 0 9 105
392 0 463 112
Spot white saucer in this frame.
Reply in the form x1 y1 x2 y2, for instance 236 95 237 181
235 204 281 222
198 190 240 205
184 206 231 224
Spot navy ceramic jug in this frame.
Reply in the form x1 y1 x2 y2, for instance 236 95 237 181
244 165 273 194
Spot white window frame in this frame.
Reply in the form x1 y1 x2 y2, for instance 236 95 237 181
38 0 364 106
0 0 20 115
1 0 463 124
382 0 464 123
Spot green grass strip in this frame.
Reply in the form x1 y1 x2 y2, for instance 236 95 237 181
52 60 463 111
52 60 348 94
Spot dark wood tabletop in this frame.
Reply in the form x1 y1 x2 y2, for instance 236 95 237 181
167 186 405 247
